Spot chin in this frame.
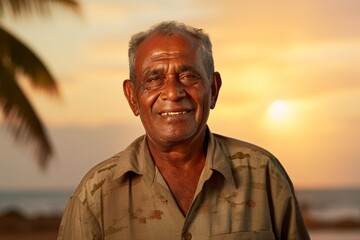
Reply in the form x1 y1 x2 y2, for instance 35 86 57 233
159 133 191 144
155 127 202 145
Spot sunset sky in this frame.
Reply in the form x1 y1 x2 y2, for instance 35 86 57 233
1 0 359 190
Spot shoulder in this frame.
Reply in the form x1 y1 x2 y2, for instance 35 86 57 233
213 133 277 163
213 133 295 192
72 135 146 201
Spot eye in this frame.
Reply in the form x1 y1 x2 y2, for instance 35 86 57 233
144 74 165 90
179 71 200 85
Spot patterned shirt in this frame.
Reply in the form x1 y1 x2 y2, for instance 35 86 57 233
58 131 310 240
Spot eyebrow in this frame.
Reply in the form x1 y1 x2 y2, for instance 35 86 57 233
143 68 165 78
178 65 202 76
143 65 202 78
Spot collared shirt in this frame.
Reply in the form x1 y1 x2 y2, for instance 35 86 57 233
58 131 310 240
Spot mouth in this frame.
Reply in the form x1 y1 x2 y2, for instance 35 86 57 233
160 111 189 116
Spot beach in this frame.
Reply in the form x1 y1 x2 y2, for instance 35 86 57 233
0 210 60 240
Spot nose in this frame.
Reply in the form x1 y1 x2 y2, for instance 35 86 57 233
160 75 186 101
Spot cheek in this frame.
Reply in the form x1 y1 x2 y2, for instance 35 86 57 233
192 87 211 106
190 89 212 118
137 91 160 113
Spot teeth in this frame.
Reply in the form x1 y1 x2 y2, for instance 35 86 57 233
161 111 188 116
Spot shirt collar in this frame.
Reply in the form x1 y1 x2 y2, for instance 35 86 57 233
204 130 236 187
112 135 156 185
112 129 236 187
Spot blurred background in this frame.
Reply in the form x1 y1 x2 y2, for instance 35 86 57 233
1 0 359 239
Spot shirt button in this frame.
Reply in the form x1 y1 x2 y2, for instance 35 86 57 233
183 232 192 240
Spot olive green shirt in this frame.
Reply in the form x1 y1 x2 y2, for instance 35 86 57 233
58 131 310 240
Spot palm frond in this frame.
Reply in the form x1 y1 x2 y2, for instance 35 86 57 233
0 0 81 169
0 64 53 168
0 25 59 95
0 0 80 17
0 25 60 168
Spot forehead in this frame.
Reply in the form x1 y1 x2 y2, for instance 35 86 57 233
134 33 200 67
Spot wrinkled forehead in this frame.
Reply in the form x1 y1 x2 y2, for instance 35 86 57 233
134 33 201 65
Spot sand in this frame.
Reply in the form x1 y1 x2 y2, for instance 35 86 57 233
0 210 60 240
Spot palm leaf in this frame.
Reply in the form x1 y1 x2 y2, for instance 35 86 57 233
0 25 59 95
0 0 80 169
0 25 58 168
0 65 52 168
0 0 80 17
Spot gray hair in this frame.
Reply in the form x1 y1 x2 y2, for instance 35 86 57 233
128 21 214 83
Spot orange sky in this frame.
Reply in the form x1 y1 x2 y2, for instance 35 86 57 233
1 0 359 190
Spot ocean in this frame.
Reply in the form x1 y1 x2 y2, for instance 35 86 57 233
296 188 360 240
0 188 360 239
296 188 360 223
0 190 72 218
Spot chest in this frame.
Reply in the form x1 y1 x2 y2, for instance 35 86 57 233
162 170 201 215
99 174 274 239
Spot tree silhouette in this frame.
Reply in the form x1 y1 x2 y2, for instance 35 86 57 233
0 0 80 168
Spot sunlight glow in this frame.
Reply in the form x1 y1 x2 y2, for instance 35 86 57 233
268 100 290 122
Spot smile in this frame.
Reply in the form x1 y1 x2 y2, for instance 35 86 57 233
161 111 189 116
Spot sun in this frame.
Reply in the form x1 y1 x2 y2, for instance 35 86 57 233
268 100 290 122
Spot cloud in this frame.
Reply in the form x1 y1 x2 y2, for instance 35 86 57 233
196 0 360 41
215 40 360 107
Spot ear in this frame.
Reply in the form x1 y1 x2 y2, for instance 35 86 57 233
210 72 222 109
123 79 140 116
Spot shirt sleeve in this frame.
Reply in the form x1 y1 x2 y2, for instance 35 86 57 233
57 195 102 240
266 158 310 240
278 193 310 240
268 172 310 240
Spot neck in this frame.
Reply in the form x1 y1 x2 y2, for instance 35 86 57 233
146 129 209 215
147 129 208 170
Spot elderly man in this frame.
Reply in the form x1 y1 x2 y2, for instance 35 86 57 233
58 21 310 240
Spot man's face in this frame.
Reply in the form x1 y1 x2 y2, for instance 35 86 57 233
124 33 220 147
